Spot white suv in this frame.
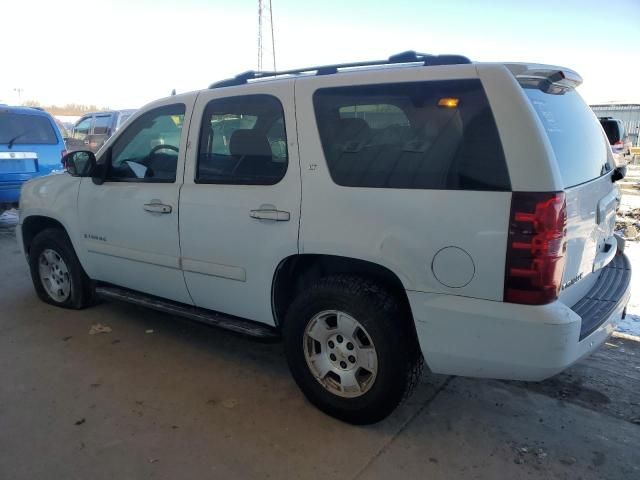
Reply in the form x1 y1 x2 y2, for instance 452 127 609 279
18 52 631 424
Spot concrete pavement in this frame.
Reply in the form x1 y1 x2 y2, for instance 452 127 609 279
1 213 639 480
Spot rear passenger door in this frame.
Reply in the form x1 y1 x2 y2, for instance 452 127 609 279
180 83 300 324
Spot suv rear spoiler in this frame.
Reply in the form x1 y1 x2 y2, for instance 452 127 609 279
504 63 583 94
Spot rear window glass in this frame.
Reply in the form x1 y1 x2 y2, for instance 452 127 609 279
0 113 58 145
524 88 610 187
313 79 510 191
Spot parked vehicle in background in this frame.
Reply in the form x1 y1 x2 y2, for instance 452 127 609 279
599 117 632 164
18 52 631 424
1 105 66 212
53 118 70 140
66 109 136 153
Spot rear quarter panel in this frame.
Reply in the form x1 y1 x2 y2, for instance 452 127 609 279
476 64 563 192
295 66 512 301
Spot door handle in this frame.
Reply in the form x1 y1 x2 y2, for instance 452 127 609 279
143 202 172 214
249 209 290 221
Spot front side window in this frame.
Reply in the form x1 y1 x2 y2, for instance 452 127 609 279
313 79 510 191
197 95 288 185
73 117 92 141
106 104 185 182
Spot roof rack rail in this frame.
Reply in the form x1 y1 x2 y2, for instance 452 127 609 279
209 50 471 89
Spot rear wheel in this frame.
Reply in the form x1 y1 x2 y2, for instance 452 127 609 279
28 228 93 309
283 275 423 424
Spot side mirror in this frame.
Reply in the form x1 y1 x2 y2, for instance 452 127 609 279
62 150 96 177
612 166 627 182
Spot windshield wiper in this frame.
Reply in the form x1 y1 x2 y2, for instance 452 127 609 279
6 130 32 149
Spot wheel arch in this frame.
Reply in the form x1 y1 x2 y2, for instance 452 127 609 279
21 215 69 255
272 254 414 330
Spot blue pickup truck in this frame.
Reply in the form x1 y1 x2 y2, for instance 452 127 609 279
1 105 66 211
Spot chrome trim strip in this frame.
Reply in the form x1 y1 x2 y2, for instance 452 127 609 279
0 152 38 159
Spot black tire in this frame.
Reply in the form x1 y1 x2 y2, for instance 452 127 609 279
283 275 423 425
28 228 93 309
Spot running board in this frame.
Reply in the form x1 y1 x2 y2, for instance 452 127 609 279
95 285 280 340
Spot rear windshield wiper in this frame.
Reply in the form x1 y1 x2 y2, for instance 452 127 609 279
6 130 32 149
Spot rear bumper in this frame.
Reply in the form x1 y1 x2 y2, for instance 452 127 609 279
408 253 631 381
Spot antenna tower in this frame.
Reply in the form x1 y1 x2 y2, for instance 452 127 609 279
257 0 276 71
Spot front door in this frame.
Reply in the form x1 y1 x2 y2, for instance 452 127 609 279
77 99 194 304
179 84 300 324
67 115 92 152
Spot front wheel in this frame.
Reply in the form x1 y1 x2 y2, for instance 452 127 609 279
28 228 93 309
283 275 423 424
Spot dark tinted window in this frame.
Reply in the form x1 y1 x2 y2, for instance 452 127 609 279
197 95 288 185
0 113 58 145
600 119 624 145
93 115 112 135
107 104 185 182
524 88 610 187
313 79 509 191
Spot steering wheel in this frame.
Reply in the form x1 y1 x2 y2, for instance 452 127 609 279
149 144 179 156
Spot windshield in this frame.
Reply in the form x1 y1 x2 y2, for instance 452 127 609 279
523 88 610 188
0 112 58 145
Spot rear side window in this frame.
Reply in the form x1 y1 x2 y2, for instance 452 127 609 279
313 79 509 191
93 115 112 135
196 94 288 185
0 113 58 145
524 88 610 187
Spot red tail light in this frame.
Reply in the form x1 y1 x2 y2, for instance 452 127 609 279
614 140 623 146
504 192 567 305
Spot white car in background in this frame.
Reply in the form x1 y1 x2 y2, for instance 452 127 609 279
17 51 631 424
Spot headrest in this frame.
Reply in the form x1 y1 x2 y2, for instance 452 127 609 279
229 129 272 158
338 118 370 139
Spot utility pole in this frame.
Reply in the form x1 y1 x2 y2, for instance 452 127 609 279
13 88 23 105
257 0 276 72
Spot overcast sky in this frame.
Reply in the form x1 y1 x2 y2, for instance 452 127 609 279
1 0 638 109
